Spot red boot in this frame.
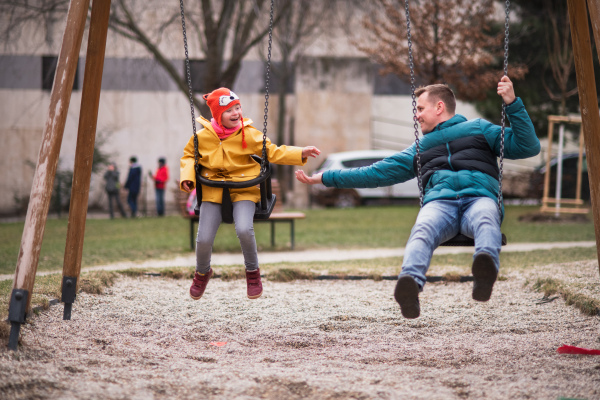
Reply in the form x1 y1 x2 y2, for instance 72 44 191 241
246 268 263 299
190 269 213 300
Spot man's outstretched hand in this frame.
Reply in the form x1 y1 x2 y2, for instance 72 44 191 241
295 170 323 185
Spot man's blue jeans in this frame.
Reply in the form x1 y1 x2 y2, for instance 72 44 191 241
401 197 502 288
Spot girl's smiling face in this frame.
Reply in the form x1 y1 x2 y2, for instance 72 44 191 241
220 104 242 129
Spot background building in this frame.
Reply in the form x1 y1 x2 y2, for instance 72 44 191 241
0 1 542 216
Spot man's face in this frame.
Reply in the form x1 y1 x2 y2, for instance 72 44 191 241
416 92 441 134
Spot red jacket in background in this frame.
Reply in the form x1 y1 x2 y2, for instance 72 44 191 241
154 166 169 190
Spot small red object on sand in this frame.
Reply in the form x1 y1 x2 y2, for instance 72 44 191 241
209 342 227 347
557 345 600 355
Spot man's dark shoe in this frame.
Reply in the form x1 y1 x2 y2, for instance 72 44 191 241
246 268 263 299
190 269 213 300
394 275 420 319
472 252 498 302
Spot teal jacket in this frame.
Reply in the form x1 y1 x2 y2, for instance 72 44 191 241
322 98 540 216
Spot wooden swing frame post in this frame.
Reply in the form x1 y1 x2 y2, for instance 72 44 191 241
8 0 90 346
8 0 112 349
540 115 587 215
62 0 112 320
567 0 600 272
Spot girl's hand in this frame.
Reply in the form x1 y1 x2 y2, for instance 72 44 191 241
295 170 323 185
181 180 194 193
302 146 321 159
497 75 516 105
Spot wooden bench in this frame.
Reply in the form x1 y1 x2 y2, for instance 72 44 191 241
176 180 305 250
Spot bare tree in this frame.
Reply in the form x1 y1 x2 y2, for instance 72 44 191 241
265 0 342 198
542 0 577 115
353 0 526 101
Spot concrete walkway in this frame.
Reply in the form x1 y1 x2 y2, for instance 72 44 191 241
1 241 596 281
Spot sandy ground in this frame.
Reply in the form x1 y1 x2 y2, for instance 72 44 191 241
1 261 600 400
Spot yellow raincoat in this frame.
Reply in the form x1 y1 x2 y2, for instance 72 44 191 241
180 116 307 204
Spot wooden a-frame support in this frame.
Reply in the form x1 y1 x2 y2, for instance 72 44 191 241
7 0 112 350
567 0 600 275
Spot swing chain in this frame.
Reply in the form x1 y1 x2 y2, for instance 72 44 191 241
179 0 200 168
497 0 510 214
261 0 275 174
404 0 424 208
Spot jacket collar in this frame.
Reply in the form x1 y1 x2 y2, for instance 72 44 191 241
431 114 468 133
196 116 253 135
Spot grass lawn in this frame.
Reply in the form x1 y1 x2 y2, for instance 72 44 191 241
0 205 596 276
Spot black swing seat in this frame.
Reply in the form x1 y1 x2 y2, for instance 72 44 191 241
195 155 276 222
440 233 507 247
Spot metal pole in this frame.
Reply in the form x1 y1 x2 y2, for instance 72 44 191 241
8 0 90 350
569 0 600 273
541 119 554 211
555 124 565 216
62 0 112 320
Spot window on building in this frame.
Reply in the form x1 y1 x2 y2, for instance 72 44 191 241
187 59 206 92
267 61 295 94
42 55 80 91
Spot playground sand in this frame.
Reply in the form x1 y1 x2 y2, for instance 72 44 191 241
1 260 599 399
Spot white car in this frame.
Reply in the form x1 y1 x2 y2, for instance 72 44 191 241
310 150 420 208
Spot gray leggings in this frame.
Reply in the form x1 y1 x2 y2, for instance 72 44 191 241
196 201 258 273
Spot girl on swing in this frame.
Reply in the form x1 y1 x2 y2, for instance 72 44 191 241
180 87 320 300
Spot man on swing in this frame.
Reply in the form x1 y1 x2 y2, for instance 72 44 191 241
296 76 540 318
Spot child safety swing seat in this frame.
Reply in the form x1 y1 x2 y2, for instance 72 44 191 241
179 0 277 223
404 0 509 246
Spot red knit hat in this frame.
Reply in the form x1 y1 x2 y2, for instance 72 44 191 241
203 88 246 148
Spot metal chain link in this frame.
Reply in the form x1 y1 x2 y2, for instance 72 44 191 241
179 0 200 167
261 0 275 173
404 0 424 208
497 0 510 214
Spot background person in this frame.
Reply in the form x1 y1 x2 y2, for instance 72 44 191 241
103 162 126 219
149 157 169 216
124 156 142 218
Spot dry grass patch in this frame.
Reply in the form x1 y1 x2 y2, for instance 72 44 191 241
532 276 600 316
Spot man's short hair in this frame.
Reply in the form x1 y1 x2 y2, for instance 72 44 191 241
130 156 137 163
415 84 456 115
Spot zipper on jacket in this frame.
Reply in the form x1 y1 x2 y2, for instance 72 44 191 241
446 143 455 171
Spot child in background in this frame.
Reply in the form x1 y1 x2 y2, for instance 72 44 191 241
180 88 320 300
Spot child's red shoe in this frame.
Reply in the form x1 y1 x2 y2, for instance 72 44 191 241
190 269 213 300
246 268 263 299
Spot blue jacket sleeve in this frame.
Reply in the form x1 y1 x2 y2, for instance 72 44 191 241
322 147 417 189
482 97 540 160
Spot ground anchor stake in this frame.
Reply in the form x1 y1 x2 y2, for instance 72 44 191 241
61 276 77 320
7 289 28 350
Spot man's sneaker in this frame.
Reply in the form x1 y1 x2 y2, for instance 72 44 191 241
190 269 213 300
394 275 420 319
472 252 498 302
246 268 263 299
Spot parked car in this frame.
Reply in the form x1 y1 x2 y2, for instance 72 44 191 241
309 150 420 207
528 153 589 201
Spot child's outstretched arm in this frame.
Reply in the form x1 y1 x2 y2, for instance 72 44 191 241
302 146 321 159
